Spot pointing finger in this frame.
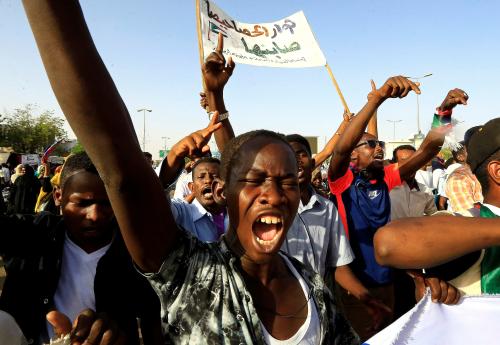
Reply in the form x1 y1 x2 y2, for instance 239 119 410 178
216 32 224 53
370 79 377 91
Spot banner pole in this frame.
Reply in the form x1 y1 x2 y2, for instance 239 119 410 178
195 0 208 92
325 63 350 114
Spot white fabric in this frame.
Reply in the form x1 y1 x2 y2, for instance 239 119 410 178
281 189 354 277
261 254 320 345
47 234 112 339
200 0 326 68
173 171 193 201
432 168 444 192
483 203 500 216
415 169 433 191
437 163 462 198
0 310 27 345
1 167 10 184
390 182 437 220
367 293 500 345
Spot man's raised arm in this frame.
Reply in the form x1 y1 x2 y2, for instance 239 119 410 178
398 88 469 181
202 33 235 152
23 0 176 271
328 76 421 181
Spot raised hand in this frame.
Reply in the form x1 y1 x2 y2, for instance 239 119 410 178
169 111 222 161
369 76 421 102
202 33 236 93
438 88 468 112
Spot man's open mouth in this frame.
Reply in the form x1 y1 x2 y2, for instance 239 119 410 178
202 186 213 199
374 153 384 160
252 215 283 247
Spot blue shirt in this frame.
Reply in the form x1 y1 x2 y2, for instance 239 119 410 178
170 198 228 242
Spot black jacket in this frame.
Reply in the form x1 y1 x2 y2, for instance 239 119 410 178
0 212 161 345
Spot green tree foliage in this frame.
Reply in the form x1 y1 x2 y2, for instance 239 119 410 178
0 104 67 153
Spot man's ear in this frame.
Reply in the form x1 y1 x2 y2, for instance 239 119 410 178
212 178 227 207
188 182 194 193
53 186 62 207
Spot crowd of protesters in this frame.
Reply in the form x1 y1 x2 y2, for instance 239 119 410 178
0 1 499 344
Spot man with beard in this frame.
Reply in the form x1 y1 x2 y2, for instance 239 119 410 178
161 155 228 242
328 82 468 339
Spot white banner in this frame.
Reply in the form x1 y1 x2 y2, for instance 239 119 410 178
365 293 500 345
199 0 327 68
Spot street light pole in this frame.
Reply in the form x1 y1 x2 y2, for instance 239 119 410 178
161 136 169 151
387 120 402 140
137 108 152 151
405 73 432 135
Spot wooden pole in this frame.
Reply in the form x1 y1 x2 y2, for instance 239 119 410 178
195 0 207 91
325 63 350 114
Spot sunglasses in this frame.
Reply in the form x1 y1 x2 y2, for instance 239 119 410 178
355 140 385 149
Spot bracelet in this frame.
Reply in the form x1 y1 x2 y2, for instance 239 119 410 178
435 108 453 116
208 111 229 122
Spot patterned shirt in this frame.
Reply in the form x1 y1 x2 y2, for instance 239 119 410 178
143 231 360 344
445 165 483 212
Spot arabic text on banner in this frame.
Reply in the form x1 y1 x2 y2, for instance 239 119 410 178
199 0 327 68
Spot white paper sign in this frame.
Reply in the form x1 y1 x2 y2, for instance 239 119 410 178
199 0 327 68
365 293 500 345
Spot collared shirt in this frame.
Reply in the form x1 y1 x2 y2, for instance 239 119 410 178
281 188 354 277
390 181 437 220
143 231 360 344
170 198 228 242
329 164 402 287
445 165 483 212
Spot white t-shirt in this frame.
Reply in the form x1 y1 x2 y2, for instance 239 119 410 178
261 254 320 345
47 234 112 339
0 310 27 345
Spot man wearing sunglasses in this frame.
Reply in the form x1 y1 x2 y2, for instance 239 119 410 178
327 78 468 339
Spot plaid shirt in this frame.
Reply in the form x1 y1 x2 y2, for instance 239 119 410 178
445 165 483 212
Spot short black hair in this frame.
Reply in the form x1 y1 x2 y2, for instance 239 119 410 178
285 134 312 157
60 152 99 189
191 157 221 178
220 130 292 184
474 149 500 196
392 145 416 163
143 152 152 159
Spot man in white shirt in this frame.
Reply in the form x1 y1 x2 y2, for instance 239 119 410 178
282 134 392 334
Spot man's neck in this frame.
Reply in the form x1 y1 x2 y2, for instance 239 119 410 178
300 182 312 205
484 192 500 210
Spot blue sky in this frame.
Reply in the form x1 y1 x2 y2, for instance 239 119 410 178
1 0 499 158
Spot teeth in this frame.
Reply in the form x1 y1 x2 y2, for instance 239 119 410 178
259 216 281 224
255 234 279 246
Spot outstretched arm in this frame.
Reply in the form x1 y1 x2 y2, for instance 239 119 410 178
23 0 175 271
202 33 235 152
313 110 353 170
374 216 500 269
398 89 468 181
328 76 421 181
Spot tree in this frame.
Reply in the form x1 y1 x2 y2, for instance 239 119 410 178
0 104 67 153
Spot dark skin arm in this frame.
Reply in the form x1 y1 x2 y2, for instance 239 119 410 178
23 0 175 271
374 216 500 269
397 89 468 181
328 76 421 181
313 110 353 169
202 33 236 152
334 265 392 332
